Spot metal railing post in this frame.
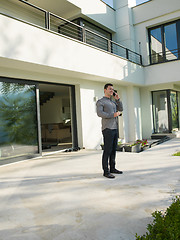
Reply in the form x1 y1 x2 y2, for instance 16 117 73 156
108 40 111 52
45 11 50 29
82 27 86 43
126 48 129 60
140 55 143 65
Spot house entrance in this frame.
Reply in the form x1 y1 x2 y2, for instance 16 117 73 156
39 83 75 153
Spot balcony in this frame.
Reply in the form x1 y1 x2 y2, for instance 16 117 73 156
0 0 142 65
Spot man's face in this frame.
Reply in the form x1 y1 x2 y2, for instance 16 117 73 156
104 85 114 97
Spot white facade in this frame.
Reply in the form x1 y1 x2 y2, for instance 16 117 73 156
0 0 180 159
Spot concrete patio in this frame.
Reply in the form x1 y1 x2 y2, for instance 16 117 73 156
0 138 180 240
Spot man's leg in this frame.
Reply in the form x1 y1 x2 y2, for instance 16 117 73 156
109 129 118 171
109 129 123 174
102 128 114 174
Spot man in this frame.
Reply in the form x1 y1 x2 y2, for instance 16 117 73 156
96 83 123 179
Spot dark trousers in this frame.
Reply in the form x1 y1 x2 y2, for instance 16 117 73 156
102 128 118 174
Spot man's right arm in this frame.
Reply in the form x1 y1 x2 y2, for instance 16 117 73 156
96 100 114 119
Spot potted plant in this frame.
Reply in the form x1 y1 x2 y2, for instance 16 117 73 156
136 139 149 151
124 141 142 153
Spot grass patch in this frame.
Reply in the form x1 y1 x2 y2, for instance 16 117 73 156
173 151 180 156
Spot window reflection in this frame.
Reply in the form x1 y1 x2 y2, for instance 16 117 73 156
0 81 38 162
150 27 164 64
164 23 178 60
152 91 169 133
170 91 178 130
149 20 180 64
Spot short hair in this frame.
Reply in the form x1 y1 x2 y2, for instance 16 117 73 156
104 83 113 89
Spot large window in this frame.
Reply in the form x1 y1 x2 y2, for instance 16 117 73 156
0 79 38 164
152 91 169 133
152 90 180 133
149 20 180 64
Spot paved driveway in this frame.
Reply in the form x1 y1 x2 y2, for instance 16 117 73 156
0 138 180 240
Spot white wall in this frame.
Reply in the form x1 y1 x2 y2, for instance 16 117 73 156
40 97 62 124
144 61 180 86
126 86 142 141
140 88 153 139
133 0 180 25
40 96 70 124
79 81 103 149
0 14 144 85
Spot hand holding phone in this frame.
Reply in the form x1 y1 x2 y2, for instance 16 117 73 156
113 90 117 96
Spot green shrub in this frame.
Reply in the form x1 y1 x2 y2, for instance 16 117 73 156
172 152 180 156
135 196 180 240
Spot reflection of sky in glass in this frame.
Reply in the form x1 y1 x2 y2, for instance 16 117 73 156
102 0 113 7
164 23 177 51
151 28 162 43
103 0 150 7
136 0 150 5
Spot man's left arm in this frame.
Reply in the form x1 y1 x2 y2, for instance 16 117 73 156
114 93 123 112
116 99 123 112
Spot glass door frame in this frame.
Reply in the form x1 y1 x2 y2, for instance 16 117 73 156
38 81 79 152
152 89 180 133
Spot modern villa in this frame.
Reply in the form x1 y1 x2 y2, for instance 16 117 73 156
0 0 180 164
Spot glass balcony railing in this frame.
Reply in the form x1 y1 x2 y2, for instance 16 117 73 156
0 0 142 65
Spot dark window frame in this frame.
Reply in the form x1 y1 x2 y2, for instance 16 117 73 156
148 19 180 65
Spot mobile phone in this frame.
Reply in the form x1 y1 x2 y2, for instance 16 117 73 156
113 90 117 96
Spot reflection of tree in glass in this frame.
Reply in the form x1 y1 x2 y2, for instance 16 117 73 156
0 82 37 146
1 82 26 95
171 92 178 129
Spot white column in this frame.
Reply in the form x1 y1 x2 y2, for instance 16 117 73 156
140 88 154 139
113 0 136 51
127 85 142 142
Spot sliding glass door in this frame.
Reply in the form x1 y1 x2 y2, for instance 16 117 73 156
0 79 38 164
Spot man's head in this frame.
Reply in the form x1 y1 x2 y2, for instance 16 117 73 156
104 83 114 98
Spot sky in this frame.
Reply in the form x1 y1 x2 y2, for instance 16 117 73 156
103 0 149 7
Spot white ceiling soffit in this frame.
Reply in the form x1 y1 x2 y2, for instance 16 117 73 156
27 0 81 19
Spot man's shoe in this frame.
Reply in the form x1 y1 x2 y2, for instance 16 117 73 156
103 173 115 178
110 169 123 174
